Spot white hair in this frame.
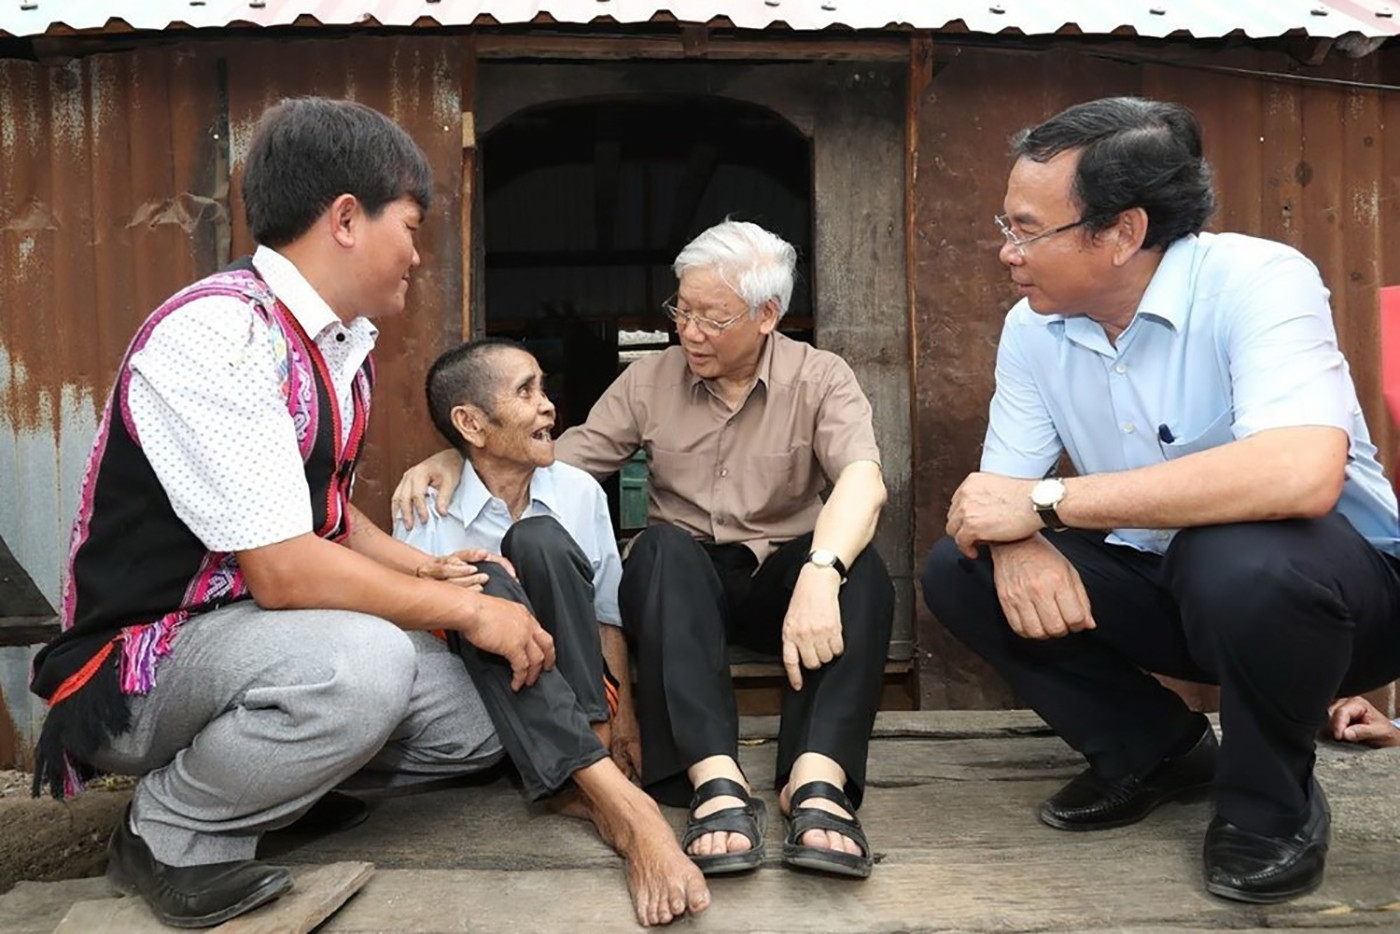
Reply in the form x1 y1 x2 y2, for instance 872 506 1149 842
672 220 797 319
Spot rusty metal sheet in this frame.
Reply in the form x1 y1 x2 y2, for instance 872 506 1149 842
3 0 1399 40
219 34 465 524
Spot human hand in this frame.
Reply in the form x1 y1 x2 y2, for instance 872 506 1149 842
463 597 556 691
991 535 1095 640
781 567 845 691
609 703 644 781
446 548 517 580
1328 696 1400 748
392 448 465 530
415 553 489 590
947 472 1043 558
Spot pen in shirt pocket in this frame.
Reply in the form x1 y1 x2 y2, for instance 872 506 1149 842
1157 424 1175 444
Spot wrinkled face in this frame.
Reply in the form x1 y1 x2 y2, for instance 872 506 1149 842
476 348 557 469
349 195 423 319
999 150 1117 317
673 266 777 382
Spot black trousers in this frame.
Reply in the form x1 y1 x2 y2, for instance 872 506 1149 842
620 523 894 809
448 516 609 801
921 512 1400 836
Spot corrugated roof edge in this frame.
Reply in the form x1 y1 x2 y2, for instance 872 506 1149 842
1 2 1398 42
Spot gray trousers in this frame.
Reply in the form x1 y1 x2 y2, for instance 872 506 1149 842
90 603 503 867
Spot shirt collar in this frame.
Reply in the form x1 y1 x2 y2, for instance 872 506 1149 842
251 244 376 342
447 458 558 523
1049 235 1198 352
1130 234 1198 331
682 331 778 395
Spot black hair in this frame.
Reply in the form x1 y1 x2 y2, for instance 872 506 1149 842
242 97 432 248
1012 96 1215 250
425 338 529 456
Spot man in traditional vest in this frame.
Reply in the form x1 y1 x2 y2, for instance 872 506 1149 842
28 97 707 929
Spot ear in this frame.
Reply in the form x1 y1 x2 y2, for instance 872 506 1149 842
328 193 361 249
1110 207 1150 266
450 403 488 452
755 298 781 336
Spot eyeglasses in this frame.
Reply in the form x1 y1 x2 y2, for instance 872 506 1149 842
661 296 748 336
994 214 1085 255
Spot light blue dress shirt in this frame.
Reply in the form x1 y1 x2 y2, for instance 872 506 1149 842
393 459 623 625
982 231 1399 557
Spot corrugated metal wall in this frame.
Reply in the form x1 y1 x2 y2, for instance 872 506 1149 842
912 41 1400 708
0 36 463 766
3 31 1398 762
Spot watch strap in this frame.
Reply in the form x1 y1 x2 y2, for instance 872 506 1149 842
1036 504 1068 532
807 551 849 580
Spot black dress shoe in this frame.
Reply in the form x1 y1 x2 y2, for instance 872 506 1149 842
1204 780 1329 904
106 806 293 928
278 791 371 835
1040 725 1217 831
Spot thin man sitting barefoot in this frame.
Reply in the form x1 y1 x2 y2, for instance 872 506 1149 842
396 338 706 925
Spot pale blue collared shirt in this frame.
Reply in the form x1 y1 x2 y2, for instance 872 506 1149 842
393 459 623 625
982 231 1399 556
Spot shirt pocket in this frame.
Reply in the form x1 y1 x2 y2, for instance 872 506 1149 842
741 447 817 524
646 446 704 498
1158 409 1235 461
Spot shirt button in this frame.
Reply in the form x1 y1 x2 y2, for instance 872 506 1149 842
718 467 729 478
1122 422 1135 434
1114 363 1127 374
336 333 347 343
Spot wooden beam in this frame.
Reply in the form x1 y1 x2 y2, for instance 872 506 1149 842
906 32 934 688
460 39 478 341
473 33 911 62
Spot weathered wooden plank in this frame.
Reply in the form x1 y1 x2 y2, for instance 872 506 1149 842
811 61 914 660
53 862 374 934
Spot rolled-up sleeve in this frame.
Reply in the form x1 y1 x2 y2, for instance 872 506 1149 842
1225 254 1353 440
981 312 1063 479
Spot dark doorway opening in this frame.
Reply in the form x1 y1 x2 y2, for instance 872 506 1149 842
481 96 814 427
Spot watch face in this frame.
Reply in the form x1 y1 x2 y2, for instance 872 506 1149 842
808 549 837 567
1031 479 1064 508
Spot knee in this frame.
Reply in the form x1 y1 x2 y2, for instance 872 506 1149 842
627 523 694 561
479 561 530 604
846 546 895 636
1167 523 1319 642
502 515 577 564
920 537 973 616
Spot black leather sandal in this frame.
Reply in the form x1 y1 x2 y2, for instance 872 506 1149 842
682 777 767 875
781 780 872 878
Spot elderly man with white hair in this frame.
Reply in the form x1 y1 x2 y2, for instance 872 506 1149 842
394 220 893 879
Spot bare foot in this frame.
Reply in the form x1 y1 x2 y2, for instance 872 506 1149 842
578 763 711 926
617 796 711 926
779 783 864 857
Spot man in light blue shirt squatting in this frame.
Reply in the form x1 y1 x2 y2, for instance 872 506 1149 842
922 97 1400 905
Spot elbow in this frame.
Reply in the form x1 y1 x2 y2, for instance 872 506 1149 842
239 555 307 610
1297 466 1346 519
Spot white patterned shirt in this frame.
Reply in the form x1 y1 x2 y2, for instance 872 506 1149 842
394 460 623 626
126 246 377 553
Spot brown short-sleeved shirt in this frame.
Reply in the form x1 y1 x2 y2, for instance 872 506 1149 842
556 332 881 563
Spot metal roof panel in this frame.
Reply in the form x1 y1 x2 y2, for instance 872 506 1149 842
3 1 1397 41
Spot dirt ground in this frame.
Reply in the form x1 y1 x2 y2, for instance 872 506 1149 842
0 770 130 895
